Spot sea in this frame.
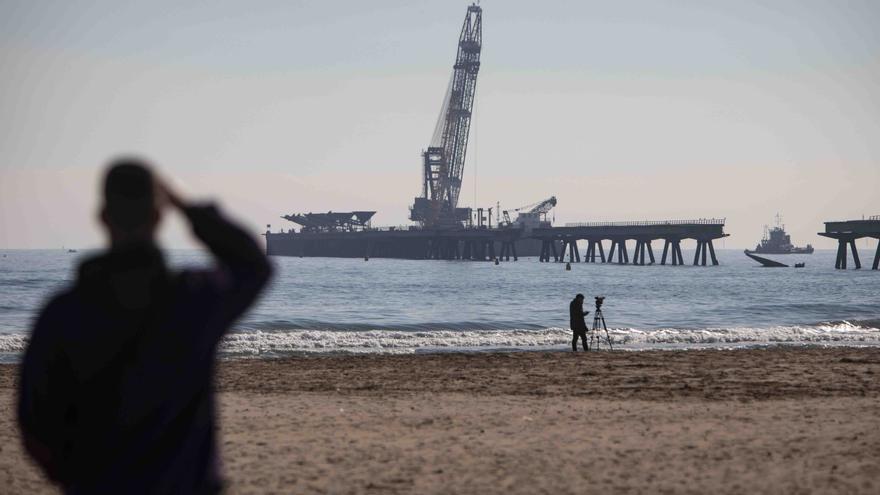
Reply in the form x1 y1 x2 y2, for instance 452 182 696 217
1 248 879 362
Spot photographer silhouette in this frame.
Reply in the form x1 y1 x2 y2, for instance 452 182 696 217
569 294 590 351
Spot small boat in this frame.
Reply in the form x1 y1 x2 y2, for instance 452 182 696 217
67 249 77 253
794 262 805 268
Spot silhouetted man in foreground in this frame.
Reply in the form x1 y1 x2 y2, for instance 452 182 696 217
570 293 590 352
18 158 272 493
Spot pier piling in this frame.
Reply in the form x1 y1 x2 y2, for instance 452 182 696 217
538 239 559 263
632 239 654 265
661 239 685 265
498 240 517 261
608 240 629 264
849 239 861 269
707 239 718 265
874 242 880 270
583 240 605 263
558 239 580 263
690 240 719 266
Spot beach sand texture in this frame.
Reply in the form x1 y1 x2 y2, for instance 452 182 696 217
1 348 879 494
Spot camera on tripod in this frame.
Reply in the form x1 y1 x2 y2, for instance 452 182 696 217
589 296 613 351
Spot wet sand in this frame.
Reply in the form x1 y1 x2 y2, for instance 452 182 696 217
2 347 879 494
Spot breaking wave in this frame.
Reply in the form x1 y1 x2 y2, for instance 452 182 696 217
218 320 880 356
2 320 878 362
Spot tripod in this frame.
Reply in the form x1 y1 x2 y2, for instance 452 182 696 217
588 308 614 351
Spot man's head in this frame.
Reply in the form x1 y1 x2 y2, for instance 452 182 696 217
100 158 160 246
575 294 584 300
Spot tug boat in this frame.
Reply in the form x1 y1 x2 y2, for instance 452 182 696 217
749 214 814 255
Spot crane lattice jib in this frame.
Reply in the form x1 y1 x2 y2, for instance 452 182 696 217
528 196 557 215
430 5 482 211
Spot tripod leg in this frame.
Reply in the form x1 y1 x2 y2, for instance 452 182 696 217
601 316 613 351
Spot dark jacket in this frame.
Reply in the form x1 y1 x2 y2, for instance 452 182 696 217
18 204 272 494
569 298 589 331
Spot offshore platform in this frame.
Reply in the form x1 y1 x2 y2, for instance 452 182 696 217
265 4 728 265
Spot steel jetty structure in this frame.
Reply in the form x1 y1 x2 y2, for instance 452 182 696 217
265 217 729 265
265 5 729 265
819 216 880 270
533 219 728 266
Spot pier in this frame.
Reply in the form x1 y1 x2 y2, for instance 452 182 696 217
818 216 880 270
532 219 728 266
266 218 728 266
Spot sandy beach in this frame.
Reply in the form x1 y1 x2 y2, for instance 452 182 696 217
2 347 879 494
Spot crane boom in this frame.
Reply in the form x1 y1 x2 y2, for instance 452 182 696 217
411 4 482 226
527 196 557 215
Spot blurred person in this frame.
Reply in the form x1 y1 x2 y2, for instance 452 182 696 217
18 158 272 493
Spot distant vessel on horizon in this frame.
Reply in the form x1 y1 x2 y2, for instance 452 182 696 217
748 214 813 255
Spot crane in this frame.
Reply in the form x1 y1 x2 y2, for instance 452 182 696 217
410 4 482 227
502 196 557 226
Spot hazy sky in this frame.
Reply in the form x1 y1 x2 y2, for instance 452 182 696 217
1 0 878 249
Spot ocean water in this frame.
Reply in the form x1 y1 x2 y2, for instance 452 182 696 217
1 248 878 361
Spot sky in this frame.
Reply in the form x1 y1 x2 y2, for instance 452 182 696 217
1 0 878 249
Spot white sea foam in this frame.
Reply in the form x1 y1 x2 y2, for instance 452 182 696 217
0 333 28 354
219 328 573 356
217 321 880 356
2 322 879 360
